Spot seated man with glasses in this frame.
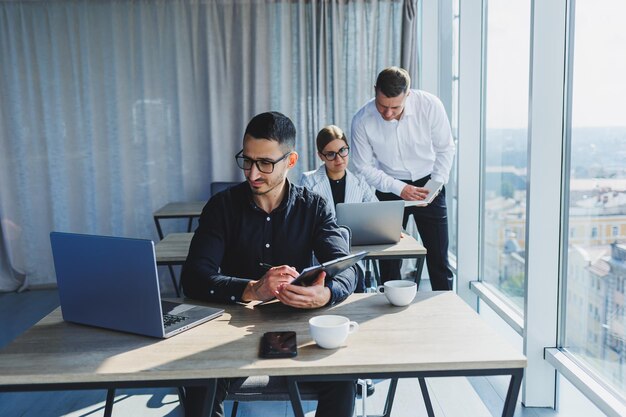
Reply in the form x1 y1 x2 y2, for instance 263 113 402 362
181 112 358 417
300 125 377 217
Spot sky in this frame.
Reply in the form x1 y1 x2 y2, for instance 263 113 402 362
484 0 626 129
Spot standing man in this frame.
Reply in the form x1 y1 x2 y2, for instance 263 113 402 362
351 66 455 291
181 111 357 417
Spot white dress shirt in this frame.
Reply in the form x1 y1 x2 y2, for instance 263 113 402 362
299 165 377 217
350 89 456 197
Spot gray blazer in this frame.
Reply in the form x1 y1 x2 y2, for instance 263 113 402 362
299 165 378 217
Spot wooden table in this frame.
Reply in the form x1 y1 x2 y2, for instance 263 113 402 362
153 201 206 240
155 232 428 289
0 292 525 417
152 202 206 296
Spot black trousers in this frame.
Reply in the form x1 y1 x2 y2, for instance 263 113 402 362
376 176 453 291
184 378 356 417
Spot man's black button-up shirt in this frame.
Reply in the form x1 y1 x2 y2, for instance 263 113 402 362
181 181 357 305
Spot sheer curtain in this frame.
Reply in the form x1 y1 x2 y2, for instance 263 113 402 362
0 0 414 291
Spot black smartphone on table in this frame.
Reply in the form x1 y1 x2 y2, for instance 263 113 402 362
259 331 298 358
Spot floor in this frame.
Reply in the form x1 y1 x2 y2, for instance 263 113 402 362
0 276 571 417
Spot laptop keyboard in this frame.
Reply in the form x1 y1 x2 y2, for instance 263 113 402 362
163 313 188 328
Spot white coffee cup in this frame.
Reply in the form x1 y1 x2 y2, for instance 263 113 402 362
376 280 417 306
309 315 359 349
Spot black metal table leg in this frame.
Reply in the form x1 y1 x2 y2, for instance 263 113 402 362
414 257 425 290
373 259 380 285
287 377 306 417
167 265 181 297
419 377 435 417
382 378 399 417
104 388 115 417
154 217 164 240
502 368 523 417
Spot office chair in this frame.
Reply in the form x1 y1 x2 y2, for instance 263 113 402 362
225 225 370 417
210 181 240 196
225 377 368 417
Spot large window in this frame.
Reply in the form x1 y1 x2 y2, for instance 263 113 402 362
564 0 626 398
481 0 531 309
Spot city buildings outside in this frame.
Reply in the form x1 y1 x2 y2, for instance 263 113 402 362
481 129 626 395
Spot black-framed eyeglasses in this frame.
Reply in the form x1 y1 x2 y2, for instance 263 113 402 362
320 146 349 161
235 150 291 174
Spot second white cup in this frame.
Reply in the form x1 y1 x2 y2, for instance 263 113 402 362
376 280 417 306
309 315 359 349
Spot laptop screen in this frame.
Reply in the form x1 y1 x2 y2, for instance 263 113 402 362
336 201 404 246
50 232 166 337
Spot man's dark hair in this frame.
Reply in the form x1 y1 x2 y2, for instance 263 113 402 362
375 67 411 98
244 111 296 150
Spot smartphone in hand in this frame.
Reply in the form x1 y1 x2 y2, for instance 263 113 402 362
259 331 298 358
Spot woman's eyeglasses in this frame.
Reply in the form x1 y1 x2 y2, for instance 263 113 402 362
235 150 291 174
321 146 349 161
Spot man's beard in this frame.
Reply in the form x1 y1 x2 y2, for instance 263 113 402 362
248 175 285 196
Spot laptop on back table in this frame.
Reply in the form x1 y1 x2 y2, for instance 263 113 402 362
50 232 223 338
335 200 405 246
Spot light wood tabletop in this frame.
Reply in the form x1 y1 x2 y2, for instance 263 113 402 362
155 232 426 265
0 292 525 384
152 201 207 240
153 201 207 218
0 292 526 417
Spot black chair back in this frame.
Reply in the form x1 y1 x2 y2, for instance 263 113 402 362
210 181 240 197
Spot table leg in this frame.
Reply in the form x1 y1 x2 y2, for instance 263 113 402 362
414 256 425 290
104 388 115 417
154 217 164 240
286 377 306 417
364 260 372 289
373 260 380 285
502 368 523 417
419 377 435 417
381 378 398 417
167 265 181 297
363 259 380 290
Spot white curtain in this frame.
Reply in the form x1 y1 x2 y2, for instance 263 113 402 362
0 0 412 291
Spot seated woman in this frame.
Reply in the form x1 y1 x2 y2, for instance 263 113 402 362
300 125 377 215
300 125 377 397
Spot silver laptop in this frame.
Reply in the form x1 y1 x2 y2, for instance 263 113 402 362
50 232 223 338
335 200 405 245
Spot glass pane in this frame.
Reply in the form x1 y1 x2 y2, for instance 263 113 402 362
448 0 460 257
481 0 531 309
564 0 626 397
